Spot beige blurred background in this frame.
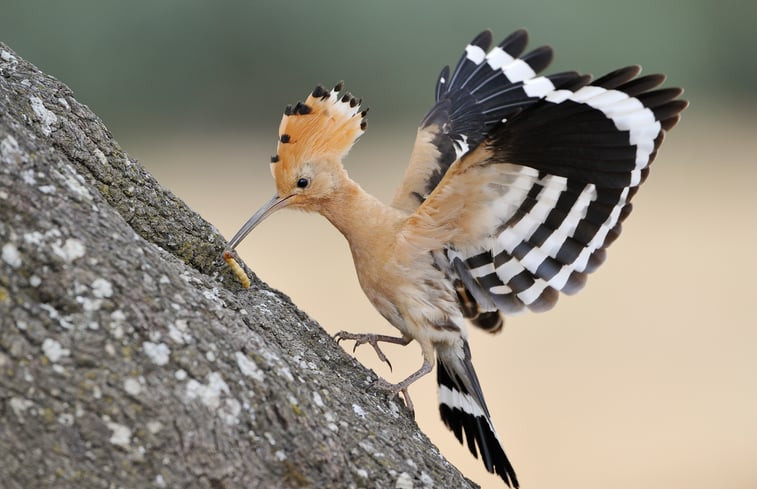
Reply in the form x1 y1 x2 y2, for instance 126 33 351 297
4 1 756 487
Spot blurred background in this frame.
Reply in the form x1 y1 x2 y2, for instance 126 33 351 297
3 1 756 487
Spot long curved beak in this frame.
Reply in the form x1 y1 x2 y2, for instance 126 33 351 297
226 194 292 251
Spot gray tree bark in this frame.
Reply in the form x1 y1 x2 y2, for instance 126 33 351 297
0 44 477 489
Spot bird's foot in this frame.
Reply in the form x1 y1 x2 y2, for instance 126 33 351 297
371 376 415 416
334 331 407 371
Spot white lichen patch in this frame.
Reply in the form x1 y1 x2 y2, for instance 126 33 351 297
23 231 43 245
51 238 86 263
395 472 414 489
123 377 142 396
21 169 36 185
110 309 126 325
0 49 18 74
42 338 69 362
9 397 34 423
325 411 336 423
38 185 56 194
264 432 276 446
39 303 73 330
91 278 113 298
174 369 187 380
146 420 163 434
185 372 229 411
76 296 102 312
106 420 132 448
142 341 170 366
359 439 382 458
219 398 241 425
58 412 74 426
2 242 22 268
93 148 108 165
279 366 295 382
29 275 41 287
167 319 192 344
1 134 22 161
201 287 225 307
1 49 17 65
111 324 124 339
419 471 434 487
312 391 324 408
355 468 368 479
274 450 287 462
29 96 58 136
235 351 265 382
63 170 93 200
352 403 367 419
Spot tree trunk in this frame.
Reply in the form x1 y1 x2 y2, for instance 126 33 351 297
0 43 477 489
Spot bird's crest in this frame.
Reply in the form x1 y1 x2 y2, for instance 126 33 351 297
271 82 368 166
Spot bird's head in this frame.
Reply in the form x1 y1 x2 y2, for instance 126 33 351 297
226 82 367 250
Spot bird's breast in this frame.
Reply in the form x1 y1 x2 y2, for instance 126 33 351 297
351 244 463 342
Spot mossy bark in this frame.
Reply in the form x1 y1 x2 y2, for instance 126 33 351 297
0 43 477 489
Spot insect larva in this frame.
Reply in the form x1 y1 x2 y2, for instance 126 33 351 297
222 250 250 288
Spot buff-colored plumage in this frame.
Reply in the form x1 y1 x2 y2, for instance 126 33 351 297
224 30 687 487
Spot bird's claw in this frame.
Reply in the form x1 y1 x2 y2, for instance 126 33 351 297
334 331 393 371
371 377 415 417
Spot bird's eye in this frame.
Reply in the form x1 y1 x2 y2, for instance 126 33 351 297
296 177 309 189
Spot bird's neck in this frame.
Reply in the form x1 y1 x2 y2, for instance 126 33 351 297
319 173 404 252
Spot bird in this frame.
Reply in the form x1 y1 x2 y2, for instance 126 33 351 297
224 29 687 488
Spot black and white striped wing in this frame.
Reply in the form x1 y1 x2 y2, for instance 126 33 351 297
391 30 582 213
434 65 687 316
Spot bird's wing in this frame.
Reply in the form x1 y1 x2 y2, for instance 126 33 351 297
391 29 565 213
398 63 687 317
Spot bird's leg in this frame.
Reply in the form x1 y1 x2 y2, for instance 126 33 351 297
372 358 434 415
334 331 411 371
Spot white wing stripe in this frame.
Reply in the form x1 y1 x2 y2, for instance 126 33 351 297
570 85 607 102
517 279 549 304
469 261 495 277
522 76 556 98
465 44 487 65
485 46 514 70
534 183 596 258
495 174 569 256
502 59 536 83
489 284 512 295
494 257 525 284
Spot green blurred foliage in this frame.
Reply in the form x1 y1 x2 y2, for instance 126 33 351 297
2 0 755 136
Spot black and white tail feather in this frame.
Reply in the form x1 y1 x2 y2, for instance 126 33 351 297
408 29 687 487
437 342 518 487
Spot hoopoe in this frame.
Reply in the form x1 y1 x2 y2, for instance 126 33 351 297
225 29 687 487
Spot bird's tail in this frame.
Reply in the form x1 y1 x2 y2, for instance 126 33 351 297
436 341 519 488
